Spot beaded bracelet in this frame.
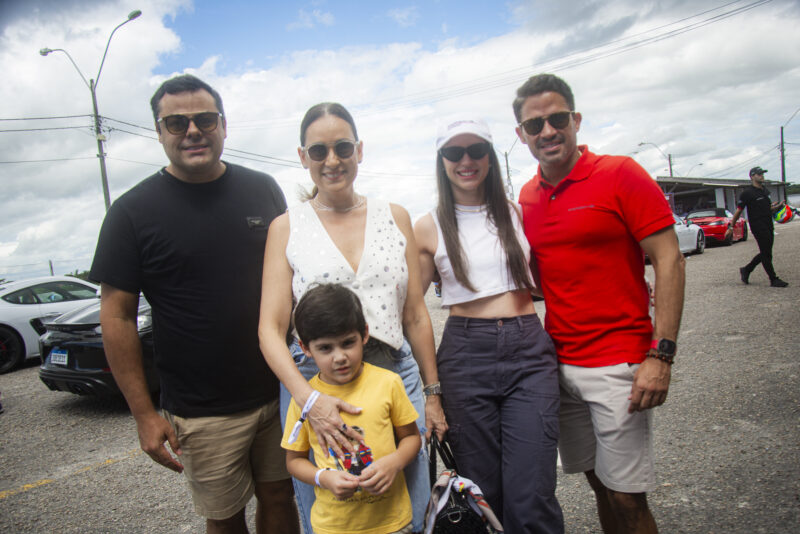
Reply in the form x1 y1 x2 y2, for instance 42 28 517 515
647 348 674 365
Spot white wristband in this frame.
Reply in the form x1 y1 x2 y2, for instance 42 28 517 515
315 467 331 487
287 390 320 444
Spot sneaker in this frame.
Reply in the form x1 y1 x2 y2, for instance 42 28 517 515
770 278 789 288
739 267 750 284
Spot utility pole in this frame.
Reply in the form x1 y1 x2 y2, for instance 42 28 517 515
90 79 111 209
638 142 673 177
780 126 786 183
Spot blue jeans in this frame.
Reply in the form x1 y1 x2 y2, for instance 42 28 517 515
438 314 564 534
280 338 429 533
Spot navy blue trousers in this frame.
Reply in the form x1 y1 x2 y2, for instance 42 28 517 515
437 314 564 534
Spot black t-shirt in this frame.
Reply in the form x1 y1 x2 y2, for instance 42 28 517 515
737 185 773 231
90 163 287 417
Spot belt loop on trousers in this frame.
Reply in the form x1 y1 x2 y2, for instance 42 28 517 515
515 316 524 330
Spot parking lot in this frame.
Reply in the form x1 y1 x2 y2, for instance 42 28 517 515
2 221 799 533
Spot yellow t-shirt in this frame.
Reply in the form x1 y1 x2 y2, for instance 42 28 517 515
282 363 419 534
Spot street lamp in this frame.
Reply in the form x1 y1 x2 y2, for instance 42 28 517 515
40 9 142 211
638 141 673 177
684 163 703 177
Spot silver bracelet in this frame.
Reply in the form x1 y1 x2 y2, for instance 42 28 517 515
423 382 442 396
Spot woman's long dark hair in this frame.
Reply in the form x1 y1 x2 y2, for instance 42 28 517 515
299 102 359 200
435 147 533 293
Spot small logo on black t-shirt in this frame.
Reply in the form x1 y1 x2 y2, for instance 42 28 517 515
247 216 267 229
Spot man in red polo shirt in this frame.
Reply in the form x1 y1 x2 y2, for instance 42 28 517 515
513 74 686 534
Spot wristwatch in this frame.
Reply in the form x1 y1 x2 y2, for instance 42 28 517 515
649 338 677 365
423 382 442 397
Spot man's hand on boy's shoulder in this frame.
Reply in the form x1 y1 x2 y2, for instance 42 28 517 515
320 470 360 500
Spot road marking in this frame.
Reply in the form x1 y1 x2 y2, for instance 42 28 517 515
0 448 142 500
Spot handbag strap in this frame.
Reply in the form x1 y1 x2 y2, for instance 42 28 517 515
429 434 460 486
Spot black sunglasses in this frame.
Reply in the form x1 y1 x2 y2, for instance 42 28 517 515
158 112 222 135
519 111 573 136
304 140 357 162
439 142 491 163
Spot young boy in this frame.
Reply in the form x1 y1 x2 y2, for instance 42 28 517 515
281 284 421 534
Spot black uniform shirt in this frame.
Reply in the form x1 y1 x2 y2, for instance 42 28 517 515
737 185 773 231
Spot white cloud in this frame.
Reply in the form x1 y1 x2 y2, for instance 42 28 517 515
2 0 800 279
388 6 420 28
286 9 335 31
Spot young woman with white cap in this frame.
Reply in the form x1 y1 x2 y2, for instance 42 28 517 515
414 117 563 533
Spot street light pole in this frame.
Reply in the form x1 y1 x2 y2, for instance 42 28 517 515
88 79 111 210
638 141 674 177
684 163 704 176
40 10 141 211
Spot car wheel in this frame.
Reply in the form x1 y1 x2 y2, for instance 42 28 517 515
695 231 705 254
723 227 734 246
0 326 25 374
740 225 748 242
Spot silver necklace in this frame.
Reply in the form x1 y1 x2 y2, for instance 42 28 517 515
312 193 365 213
454 203 485 213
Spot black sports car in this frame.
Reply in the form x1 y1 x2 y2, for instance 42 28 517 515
39 298 159 397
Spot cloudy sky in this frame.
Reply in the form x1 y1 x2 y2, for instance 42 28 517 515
1 0 799 279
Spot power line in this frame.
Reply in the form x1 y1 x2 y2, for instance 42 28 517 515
84 0 772 132
0 2 778 175
349 0 773 116
784 107 800 127
0 114 92 121
107 127 157 140
0 156 97 164
702 144 779 178
223 146 301 165
0 125 91 133
104 117 155 131
106 156 162 167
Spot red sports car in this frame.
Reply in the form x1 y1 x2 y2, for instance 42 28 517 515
685 208 747 245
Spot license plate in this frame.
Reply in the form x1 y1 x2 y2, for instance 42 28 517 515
50 349 68 366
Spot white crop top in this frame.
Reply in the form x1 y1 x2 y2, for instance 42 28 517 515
286 199 408 349
432 203 533 307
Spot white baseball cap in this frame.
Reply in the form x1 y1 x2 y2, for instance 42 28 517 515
435 117 493 151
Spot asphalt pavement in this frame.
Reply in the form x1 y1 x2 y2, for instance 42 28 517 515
1 220 798 533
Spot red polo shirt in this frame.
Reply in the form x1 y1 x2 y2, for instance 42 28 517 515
519 147 674 367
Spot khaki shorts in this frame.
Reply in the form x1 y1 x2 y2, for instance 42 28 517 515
557 363 656 494
164 399 289 519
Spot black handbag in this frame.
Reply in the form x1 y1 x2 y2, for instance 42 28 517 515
425 435 503 534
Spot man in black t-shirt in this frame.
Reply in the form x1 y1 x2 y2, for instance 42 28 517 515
727 166 788 287
90 75 299 533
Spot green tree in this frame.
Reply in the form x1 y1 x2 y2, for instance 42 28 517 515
67 269 91 281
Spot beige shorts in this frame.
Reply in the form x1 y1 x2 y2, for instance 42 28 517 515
557 362 656 494
164 399 289 519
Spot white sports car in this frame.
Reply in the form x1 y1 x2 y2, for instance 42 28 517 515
672 213 705 255
0 276 99 373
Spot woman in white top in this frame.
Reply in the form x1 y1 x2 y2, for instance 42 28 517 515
258 102 447 534
414 117 563 533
